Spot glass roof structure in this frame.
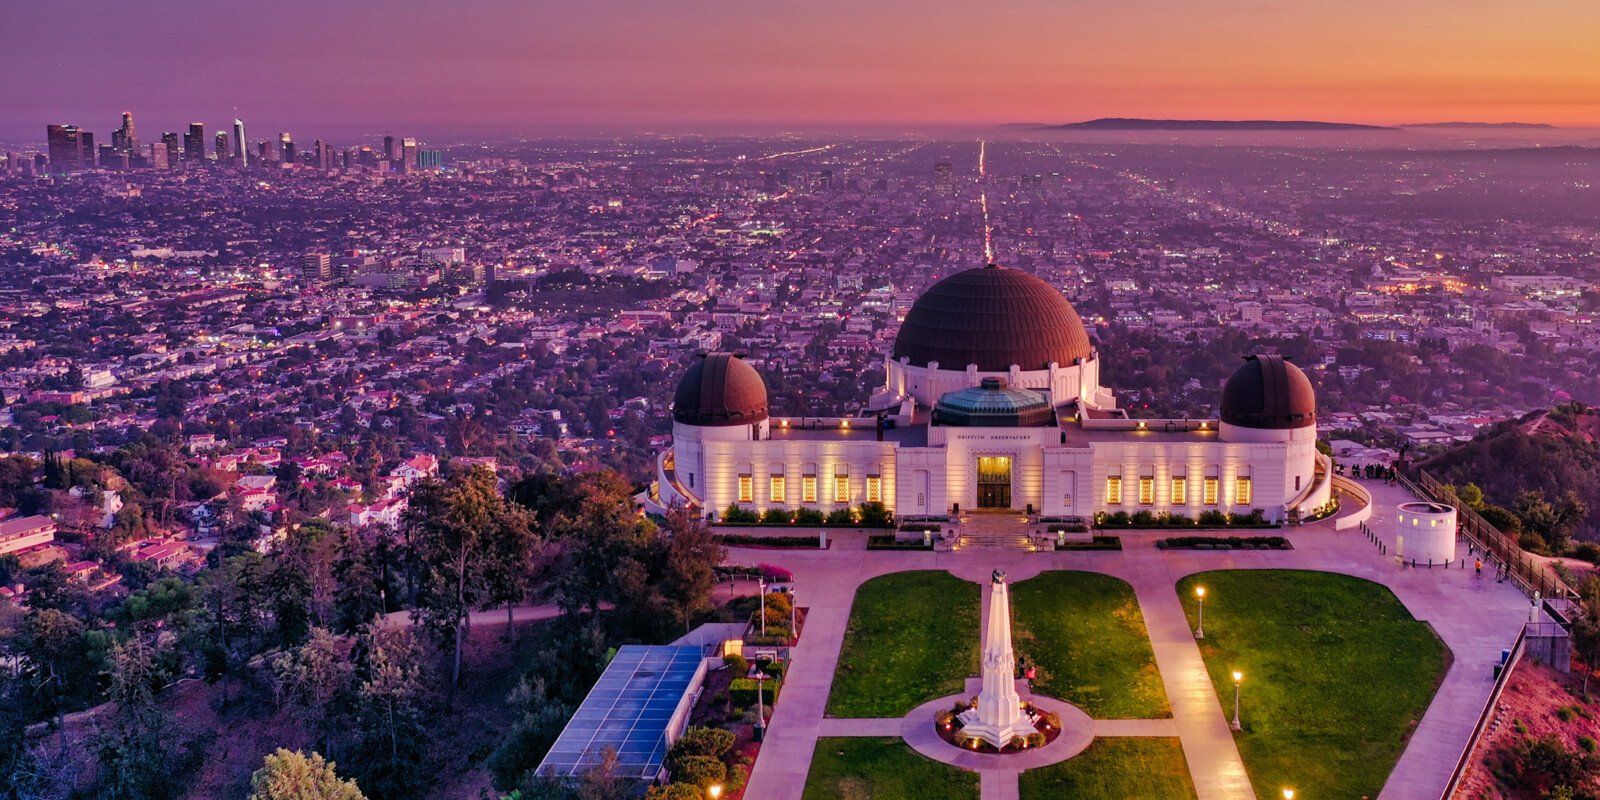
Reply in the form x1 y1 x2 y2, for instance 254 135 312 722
536 645 707 781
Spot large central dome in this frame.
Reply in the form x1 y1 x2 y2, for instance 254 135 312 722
892 264 1093 372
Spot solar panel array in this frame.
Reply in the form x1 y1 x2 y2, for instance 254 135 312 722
537 645 706 780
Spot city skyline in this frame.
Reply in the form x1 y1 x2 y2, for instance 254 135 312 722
2 0 1598 140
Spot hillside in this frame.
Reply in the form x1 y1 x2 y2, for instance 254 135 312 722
1418 403 1600 539
1025 117 1397 131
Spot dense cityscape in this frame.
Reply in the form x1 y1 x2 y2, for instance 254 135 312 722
3 104 1600 800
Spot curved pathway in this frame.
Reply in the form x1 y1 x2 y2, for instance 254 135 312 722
737 479 1533 800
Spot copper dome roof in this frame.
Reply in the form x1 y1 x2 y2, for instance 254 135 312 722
1220 355 1316 430
892 264 1093 372
673 353 769 427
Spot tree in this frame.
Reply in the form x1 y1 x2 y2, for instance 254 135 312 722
346 627 432 800
1457 482 1486 510
270 628 355 759
94 637 187 800
479 497 541 634
248 749 367 800
1572 610 1600 698
404 467 500 694
655 506 725 636
486 676 573 791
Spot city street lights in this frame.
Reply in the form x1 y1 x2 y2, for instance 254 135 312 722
1230 671 1243 731
1194 586 1207 639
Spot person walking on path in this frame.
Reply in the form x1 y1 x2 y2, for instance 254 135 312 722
1475 558 1483 579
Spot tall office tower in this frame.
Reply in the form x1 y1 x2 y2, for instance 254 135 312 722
2 153 13 176
184 122 206 162
302 253 332 281
312 139 327 169
112 111 137 153
215 131 229 162
80 132 95 167
232 118 248 166
98 145 125 170
416 149 442 169
257 140 272 162
401 137 418 173
818 169 834 190
934 162 953 194
280 132 295 165
382 135 398 165
46 124 86 173
147 142 169 170
161 132 180 166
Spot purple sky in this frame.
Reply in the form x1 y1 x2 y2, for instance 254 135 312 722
4 0 1597 142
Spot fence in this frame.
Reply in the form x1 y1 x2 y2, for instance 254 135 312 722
1407 470 1576 603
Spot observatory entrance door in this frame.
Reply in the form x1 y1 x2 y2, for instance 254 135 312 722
976 456 1013 509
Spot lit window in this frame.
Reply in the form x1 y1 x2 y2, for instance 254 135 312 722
1203 477 1219 505
802 476 818 504
1139 477 1155 505
738 475 754 503
865 476 882 503
1106 476 1123 505
770 475 786 504
1235 477 1252 506
1171 477 1187 505
834 474 850 503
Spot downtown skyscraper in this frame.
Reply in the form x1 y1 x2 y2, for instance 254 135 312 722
232 118 248 166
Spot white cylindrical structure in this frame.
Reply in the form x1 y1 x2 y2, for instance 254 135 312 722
1396 502 1457 566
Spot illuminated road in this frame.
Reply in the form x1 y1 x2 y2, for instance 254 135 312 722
979 140 995 262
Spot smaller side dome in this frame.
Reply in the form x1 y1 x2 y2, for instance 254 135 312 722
1220 355 1316 430
673 353 769 427
933 377 1055 427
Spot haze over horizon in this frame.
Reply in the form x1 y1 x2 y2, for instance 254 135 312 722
3 0 1598 141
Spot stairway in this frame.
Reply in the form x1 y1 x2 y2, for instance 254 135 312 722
953 530 1036 552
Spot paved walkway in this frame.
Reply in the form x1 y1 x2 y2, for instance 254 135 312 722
737 478 1532 800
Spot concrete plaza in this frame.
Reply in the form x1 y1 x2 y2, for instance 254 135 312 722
736 478 1535 800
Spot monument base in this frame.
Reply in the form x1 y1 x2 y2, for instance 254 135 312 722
955 709 1037 750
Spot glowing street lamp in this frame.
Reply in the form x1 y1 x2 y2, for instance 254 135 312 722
708 786 722 799
1230 671 1243 731
1194 586 1207 639
1282 790 1294 800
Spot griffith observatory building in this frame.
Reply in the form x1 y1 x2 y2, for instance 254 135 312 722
650 264 1331 523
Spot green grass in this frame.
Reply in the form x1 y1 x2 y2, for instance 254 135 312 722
1018 738 1196 800
1176 570 1450 799
826 570 979 717
803 737 979 800
1010 571 1170 718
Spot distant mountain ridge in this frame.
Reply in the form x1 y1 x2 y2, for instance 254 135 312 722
1009 118 1397 131
1401 122 1557 129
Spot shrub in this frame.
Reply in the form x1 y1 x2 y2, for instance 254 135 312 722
757 564 793 582
729 678 780 708
715 534 817 548
646 784 702 800
857 502 893 527
1197 510 1230 526
1497 733 1600 793
761 507 794 524
1131 510 1158 527
672 755 726 790
756 659 784 680
1573 541 1600 566
722 653 747 675
1581 735 1598 753
867 534 933 550
793 508 825 525
721 504 760 524
825 508 857 526
1012 732 1047 749
670 726 735 766
1559 706 1578 723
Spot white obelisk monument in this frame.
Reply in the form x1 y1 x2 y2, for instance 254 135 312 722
958 569 1035 749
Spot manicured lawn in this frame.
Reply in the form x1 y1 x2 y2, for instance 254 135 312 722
803 737 979 800
1176 570 1450 799
1010 571 1170 718
826 570 979 717
1018 738 1196 800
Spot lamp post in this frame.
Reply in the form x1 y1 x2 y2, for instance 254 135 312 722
759 576 767 636
1194 586 1207 639
790 586 798 641
1230 671 1243 731
753 673 768 742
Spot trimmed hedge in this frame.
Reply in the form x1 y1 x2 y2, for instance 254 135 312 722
715 534 823 549
1051 535 1122 551
1156 535 1291 550
868 534 934 551
730 677 781 708
1094 508 1277 530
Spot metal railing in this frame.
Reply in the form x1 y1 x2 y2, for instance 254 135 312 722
1440 626 1527 799
1407 470 1576 603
